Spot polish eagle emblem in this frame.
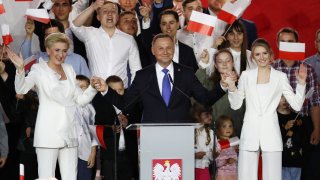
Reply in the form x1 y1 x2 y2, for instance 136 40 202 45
153 160 182 180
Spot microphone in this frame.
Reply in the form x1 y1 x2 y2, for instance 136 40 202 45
168 73 190 100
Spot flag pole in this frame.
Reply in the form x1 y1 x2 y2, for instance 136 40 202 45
222 22 234 37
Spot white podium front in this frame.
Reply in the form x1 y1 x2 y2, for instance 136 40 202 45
127 123 200 180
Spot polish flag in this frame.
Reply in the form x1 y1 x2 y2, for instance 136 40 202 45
279 42 305 60
0 0 5 14
1 24 13 45
20 164 24 180
25 9 50 24
24 55 37 72
187 11 217 36
218 0 250 25
89 125 107 149
217 136 239 150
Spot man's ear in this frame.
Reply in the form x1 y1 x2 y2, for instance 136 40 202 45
151 46 155 55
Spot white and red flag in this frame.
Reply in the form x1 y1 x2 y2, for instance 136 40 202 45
89 125 107 149
24 55 37 72
0 0 5 14
1 24 13 45
279 42 305 60
217 136 240 150
187 10 217 36
218 0 250 25
25 9 50 24
20 164 24 180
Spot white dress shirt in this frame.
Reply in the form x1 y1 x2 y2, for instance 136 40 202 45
195 127 214 169
155 62 174 94
172 40 180 63
70 24 142 87
75 104 98 161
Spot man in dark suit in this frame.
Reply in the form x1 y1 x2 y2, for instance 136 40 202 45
124 33 225 123
141 9 199 71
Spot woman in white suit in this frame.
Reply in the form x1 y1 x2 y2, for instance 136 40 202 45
225 38 307 180
6 33 107 180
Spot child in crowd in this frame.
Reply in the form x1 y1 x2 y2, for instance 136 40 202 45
17 91 39 180
277 96 305 180
106 75 125 96
215 115 238 180
192 103 214 180
75 75 97 180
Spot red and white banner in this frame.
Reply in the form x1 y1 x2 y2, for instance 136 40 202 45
153 159 182 180
25 9 50 24
217 136 240 150
20 164 24 180
279 42 305 60
1 24 13 45
24 55 37 72
89 125 107 149
218 0 250 25
0 0 5 14
187 10 217 36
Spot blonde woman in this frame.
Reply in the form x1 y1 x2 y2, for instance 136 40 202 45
6 33 107 180
225 38 307 180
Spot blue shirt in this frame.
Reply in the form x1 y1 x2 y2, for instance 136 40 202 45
21 39 91 78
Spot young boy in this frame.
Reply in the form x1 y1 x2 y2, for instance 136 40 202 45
75 75 97 180
277 96 305 180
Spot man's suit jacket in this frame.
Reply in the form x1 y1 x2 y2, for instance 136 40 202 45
125 62 225 123
228 68 306 151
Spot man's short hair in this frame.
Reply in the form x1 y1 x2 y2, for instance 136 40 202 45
159 9 179 22
182 0 201 8
119 10 136 19
42 19 65 33
152 33 174 47
106 75 123 84
277 27 299 42
97 1 121 15
316 29 320 39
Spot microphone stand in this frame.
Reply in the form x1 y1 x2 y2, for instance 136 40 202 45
212 119 217 180
113 115 118 180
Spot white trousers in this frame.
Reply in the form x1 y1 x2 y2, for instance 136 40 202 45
238 150 282 180
36 147 78 180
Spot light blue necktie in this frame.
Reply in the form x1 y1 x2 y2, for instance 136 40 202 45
162 68 171 106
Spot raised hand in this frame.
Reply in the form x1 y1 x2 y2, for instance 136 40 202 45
6 47 24 70
212 36 225 48
139 3 152 21
200 49 209 64
295 63 307 85
91 0 105 10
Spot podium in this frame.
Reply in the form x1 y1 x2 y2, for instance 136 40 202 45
127 123 200 180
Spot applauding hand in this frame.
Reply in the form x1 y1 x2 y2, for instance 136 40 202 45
6 48 24 72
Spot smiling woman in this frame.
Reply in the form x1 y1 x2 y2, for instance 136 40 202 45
6 33 107 180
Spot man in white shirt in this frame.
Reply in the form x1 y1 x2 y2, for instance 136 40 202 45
71 0 142 87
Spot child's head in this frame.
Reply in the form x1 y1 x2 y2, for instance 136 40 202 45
278 96 289 110
76 75 90 91
106 75 125 95
213 49 235 74
191 103 212 125
216 115 235 140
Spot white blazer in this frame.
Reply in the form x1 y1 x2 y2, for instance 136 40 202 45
228 67 306 151
15 61 97 148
